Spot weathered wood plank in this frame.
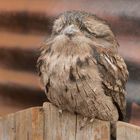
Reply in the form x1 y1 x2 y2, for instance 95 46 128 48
43 102 110 140
117 121 140 140
15 107 44 140
76 115 110 140
15 108 32 140
43 102 76 140
0 114 15 140
0 117 4 140
30 107 44 140
0 117 2 140
0 102 111 140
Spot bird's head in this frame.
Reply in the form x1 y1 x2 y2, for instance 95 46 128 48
49 11 118 52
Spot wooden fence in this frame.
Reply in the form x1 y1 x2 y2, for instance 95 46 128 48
0 102 140 140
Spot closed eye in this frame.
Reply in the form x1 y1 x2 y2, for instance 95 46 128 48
53 26 64 36
85 26 109 38
80 25 97 37
53 22 65 35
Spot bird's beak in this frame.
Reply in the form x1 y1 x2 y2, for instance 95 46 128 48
63 24 79 37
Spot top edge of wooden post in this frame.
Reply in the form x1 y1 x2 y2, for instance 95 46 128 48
117 121 140 130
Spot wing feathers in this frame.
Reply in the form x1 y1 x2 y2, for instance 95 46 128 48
92 47 128 120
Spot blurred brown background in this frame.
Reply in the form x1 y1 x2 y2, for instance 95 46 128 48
0 0 140 126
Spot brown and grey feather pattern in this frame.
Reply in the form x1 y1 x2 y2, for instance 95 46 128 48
37 11 128 121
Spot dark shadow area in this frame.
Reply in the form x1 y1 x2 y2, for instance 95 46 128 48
0 83 48 106
0 12 54 34
0 47 38 73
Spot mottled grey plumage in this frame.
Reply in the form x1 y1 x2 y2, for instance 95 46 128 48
37 11 128 121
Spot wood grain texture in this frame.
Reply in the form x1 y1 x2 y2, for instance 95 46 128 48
0 114 15 140
43 102 76 140
15 107 44 140
117 121 140 140
0 107 44 140
30 107 44 140
1 103 140 140
0 102 110 140
0 117 2 139
76 115 110 140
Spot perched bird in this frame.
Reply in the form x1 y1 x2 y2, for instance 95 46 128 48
37 11 128 122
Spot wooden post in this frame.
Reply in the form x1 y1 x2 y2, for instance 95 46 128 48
43 103 110 140
117 121 140 140
0 102 110 140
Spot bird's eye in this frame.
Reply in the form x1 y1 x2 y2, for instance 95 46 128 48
85 26 98 36
86 25 110 38
80 25 97 37
52 25 64 36
53 17 66 35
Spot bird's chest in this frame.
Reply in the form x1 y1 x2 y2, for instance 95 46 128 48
42 52 100 98
46 52 90 78
47 54 75 70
